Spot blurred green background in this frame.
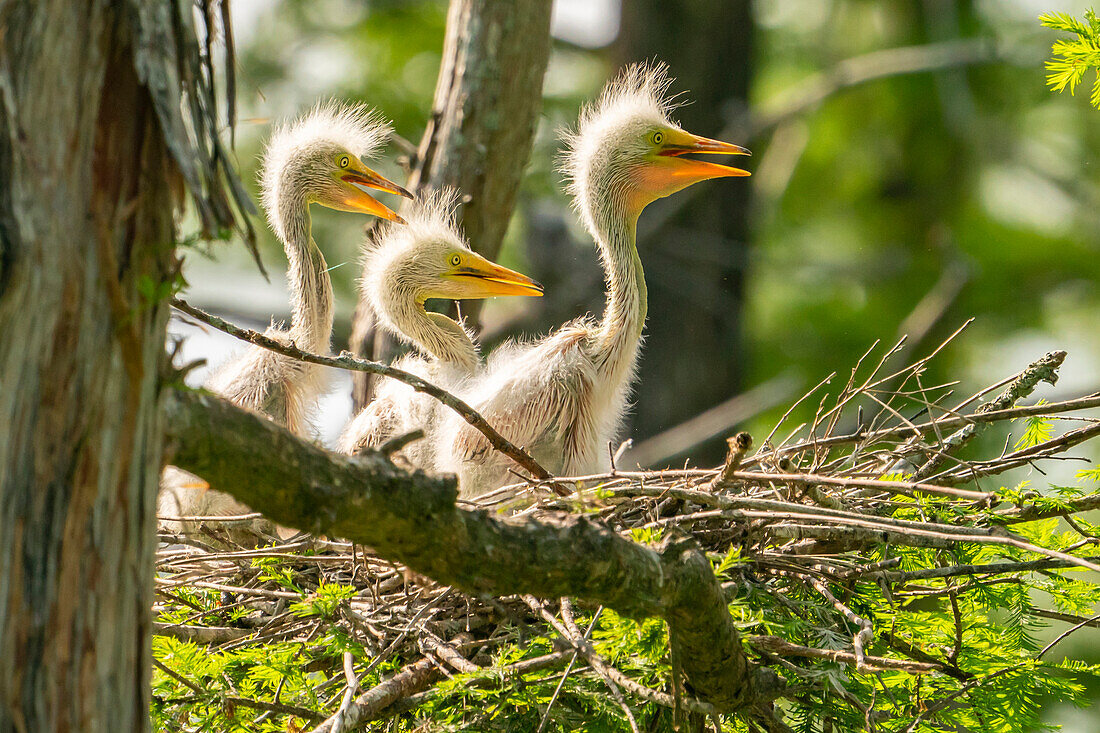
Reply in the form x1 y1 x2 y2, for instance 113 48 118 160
169 1 1100 726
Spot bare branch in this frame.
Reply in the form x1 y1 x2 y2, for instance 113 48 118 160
748 636 944 675
171 298 553 482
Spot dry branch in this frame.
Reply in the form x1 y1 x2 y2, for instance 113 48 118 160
911 350 1066 479
748 636 944 675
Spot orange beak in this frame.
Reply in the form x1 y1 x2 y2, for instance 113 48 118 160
657 131 751 182
447 258 544 298
340 167 414 223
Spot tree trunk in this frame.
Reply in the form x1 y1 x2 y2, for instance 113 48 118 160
617 0 755 466
349 0 552 411
0 1 244 728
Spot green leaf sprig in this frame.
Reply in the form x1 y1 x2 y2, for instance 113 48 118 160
1041 8 1100 108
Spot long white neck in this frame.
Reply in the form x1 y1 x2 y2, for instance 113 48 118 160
278 198 334 355
378 289 478 372
584 182 646 384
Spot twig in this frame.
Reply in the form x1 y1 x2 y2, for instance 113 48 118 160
170 298 552 481
223 696 324 724
523 596 718 716
329 652 359 733
728 470 990 501
377 429 425 457
1031 608 1100 629
1036 612 1100 660
862 556 1100 583
157 512 266 523
153 622 252 644
153 658 204 695
535 603 605 733
711 432 754 490
808 579 873 671
912 351 1066 479
747 636 942 675
936 422 1100 486
755 392 1100 464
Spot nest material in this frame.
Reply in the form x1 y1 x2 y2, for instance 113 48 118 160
154 341 1100 731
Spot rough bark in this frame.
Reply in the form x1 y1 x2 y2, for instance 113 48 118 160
164 388 764 712
350 0 552 410
0 6 167 730
0 1 244 730
617 0 755 465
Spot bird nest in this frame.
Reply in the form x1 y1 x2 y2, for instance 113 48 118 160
153 335 1100 732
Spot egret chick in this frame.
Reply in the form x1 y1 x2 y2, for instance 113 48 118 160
161 102 410 538
337 191 543 466
436 63 751 496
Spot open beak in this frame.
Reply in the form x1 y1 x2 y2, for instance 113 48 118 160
658 131 751 181
448 259 544 298
341 166 414 223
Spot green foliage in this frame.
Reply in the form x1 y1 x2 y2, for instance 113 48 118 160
1014 401 1054 450
1041 9 1100 108
290 581 356 619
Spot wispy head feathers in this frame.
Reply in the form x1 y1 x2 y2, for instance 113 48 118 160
360 187 470 308
362 187 468 266
584 61 679 127
560 62 680 197
260 101 393 237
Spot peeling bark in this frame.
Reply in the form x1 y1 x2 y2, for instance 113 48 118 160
0 5 171 730
164 389 762 712
0 1 244 729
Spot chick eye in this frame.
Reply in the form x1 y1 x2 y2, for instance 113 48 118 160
652 131 663 145
450 254 461 267
339 155 350 168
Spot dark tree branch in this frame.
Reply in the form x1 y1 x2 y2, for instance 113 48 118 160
163 388 765 712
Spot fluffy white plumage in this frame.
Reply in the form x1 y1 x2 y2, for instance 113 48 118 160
337 190 481 463
261 101 392 243
432 62 744 497
563 63 676 186
161 102 397 542
360 189 473 359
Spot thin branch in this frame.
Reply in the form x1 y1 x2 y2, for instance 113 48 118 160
535 604 607 733
751 391 1100 467
747 636 943 675
912 351 1066 479
170 298 553 482
937 422 1100 486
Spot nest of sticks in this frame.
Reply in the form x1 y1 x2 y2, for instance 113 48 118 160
153 333 1100 731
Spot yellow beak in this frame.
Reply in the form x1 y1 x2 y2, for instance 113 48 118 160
657 130 751 182
445 257 544 298
340 166 414 223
